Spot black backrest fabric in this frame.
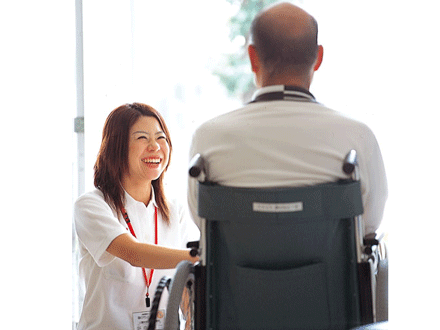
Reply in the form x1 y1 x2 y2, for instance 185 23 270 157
198 181 363 330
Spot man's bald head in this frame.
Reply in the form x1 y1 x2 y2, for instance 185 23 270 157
249 2 319 78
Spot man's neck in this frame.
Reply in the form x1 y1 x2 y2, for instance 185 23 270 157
262 79 310 91
260 72 312 91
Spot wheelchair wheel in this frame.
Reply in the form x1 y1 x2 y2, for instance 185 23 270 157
164 261 195 330
148 276 171 330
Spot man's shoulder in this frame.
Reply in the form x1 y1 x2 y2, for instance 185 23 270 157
194 100 374 140
312 103 373 130
204 104 250 123
194 104 249 134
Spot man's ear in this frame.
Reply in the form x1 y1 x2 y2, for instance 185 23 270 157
248 44 260 74
314 45 324 71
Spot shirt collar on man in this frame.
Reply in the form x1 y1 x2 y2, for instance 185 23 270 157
251 85 316 103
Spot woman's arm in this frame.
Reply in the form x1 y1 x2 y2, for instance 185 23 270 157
106 233 198 269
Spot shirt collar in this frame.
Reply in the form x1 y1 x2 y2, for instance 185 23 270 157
251 85 316 103
124 185 158 209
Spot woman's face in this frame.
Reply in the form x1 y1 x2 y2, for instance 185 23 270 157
126 116 170 183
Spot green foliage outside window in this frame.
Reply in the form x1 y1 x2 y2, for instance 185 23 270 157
214 0 303 101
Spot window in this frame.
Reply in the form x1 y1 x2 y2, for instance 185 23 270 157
72 0 440 327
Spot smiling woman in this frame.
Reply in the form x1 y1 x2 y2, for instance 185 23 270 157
125 115 171 206
74 102 199 329
94 103 172 221
130 124 169 172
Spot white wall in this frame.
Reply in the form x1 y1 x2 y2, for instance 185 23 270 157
1 1 75 328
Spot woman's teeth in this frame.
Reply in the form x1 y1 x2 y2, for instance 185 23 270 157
142 158 160 164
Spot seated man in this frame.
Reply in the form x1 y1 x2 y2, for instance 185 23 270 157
188 2 387 238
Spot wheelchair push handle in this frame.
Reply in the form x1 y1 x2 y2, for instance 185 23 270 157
187 241 200 257
343 149 358 175
189 153 205 178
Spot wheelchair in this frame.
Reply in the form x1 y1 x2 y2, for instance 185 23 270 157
149 150 384 330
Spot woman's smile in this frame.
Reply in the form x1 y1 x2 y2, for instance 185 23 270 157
126 115 170 183
141 157 162 167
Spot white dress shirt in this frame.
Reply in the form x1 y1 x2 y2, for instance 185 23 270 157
188 85 387 234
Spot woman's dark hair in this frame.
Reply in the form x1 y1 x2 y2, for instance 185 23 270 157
94 103 172 223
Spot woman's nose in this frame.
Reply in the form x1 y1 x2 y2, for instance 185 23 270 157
147 140 160 151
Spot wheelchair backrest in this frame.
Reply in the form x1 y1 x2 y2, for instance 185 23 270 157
198 180 364 330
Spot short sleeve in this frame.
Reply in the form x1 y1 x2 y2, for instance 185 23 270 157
74 190 128 267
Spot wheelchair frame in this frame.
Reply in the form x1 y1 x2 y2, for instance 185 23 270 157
149 150 380 329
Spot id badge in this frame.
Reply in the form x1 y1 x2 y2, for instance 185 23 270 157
133 310 165 330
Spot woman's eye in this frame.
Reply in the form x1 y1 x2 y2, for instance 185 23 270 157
137 136 148 140
157 136 167 140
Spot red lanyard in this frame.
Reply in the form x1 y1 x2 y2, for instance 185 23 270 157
122 206 158 308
